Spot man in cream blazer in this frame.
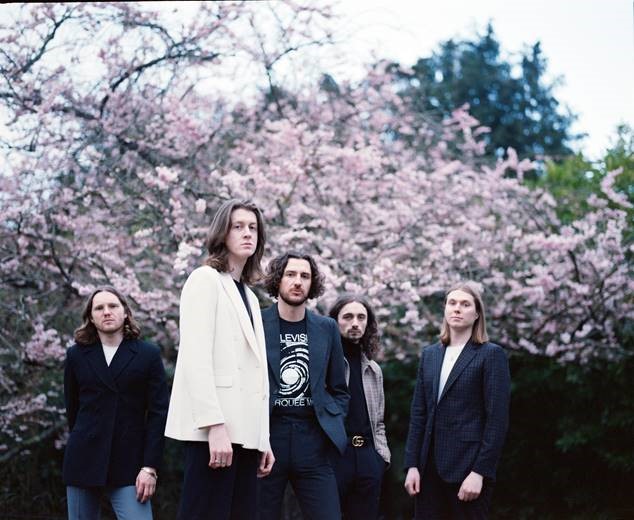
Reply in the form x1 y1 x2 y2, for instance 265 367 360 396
165 266 270 450
165 199 273 520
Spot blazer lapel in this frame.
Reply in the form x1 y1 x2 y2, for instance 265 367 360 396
109 339 138 380
306 311 327 394
430 342 444 403
263 305 281 387
219 273 260 360
438 341 478 402
83 344 117 392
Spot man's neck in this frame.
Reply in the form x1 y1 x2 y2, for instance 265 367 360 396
342 337 361 349
342 338 362 358
227 255 246 281
98 331 124 347
278 300 306 322
448 327 471 348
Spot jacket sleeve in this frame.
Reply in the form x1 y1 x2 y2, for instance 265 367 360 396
404 348 428 469
373 364 391 464
472 345 511 479
177 267 224 428
326 319 350 417
143 344 170 470
63 347 79 430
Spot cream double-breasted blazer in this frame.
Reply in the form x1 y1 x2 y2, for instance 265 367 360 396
165 266 270 452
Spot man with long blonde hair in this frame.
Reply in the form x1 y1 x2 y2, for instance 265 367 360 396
404 281 510 519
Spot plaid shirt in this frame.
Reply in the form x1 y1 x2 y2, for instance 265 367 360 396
344 353 391 464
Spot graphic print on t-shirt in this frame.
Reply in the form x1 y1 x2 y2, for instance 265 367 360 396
275 318 312 408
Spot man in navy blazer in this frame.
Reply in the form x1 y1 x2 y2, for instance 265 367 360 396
404 281 511 519
259 251 349 520
63 287 169 519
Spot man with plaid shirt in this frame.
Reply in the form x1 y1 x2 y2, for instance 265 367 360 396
329 294 391 520
404 281 511 519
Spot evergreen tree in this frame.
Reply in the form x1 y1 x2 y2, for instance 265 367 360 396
391 24 579 161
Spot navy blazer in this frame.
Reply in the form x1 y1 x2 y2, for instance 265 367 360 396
63 338 169 487
404 341 510 483
262 304 350 454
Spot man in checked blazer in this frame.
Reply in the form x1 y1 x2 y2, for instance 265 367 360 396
328 294 390 520
404 281 511 519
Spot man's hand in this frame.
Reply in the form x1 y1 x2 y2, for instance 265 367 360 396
458 471 483 501
404 467 421 496
257 450 275 478
135 468 156 503
208 423 233 469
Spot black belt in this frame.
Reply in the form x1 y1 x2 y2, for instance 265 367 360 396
349 435 369 447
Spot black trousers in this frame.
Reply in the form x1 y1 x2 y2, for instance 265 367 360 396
333 440 385 520
259 414 340 520
177 442 259 520
415 457 494 520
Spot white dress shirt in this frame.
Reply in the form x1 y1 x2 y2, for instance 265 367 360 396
438 344 466 401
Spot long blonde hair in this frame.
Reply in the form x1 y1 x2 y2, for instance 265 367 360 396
439 281 489 345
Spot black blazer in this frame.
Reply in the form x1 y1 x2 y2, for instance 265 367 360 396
262 304 350 454
63 338 169 487
404 341 511 483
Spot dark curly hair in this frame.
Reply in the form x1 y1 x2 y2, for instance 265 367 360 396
329 294 380 360
74 286 141 346
263 251 325 300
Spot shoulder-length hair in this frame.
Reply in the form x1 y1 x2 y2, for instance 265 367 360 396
74 286 141 346
263 251 325 300
328 294 380 360
204 199 266 284
439 281 489 346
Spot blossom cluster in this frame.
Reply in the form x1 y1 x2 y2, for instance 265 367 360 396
0 2 631 458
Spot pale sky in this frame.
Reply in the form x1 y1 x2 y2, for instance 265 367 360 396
2 1 632 163
327 0 634 160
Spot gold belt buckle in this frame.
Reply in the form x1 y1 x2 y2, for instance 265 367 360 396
351 435 364 447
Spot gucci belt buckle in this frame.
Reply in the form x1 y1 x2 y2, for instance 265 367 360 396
351 435 364 447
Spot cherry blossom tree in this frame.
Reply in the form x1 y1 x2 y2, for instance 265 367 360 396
0 0 631 471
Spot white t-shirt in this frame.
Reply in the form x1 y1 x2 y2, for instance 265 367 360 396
437 344 466 401
102 343 119 366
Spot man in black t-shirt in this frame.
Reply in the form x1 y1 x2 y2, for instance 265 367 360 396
259 252 349 520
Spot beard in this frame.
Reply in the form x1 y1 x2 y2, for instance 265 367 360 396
279 290 308 307
342 331 362 343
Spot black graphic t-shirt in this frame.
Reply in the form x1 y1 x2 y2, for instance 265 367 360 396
274 317 312 416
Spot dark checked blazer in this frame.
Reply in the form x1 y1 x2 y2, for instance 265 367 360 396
63 338 169 487
404 340 510 483
263 304 350 454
